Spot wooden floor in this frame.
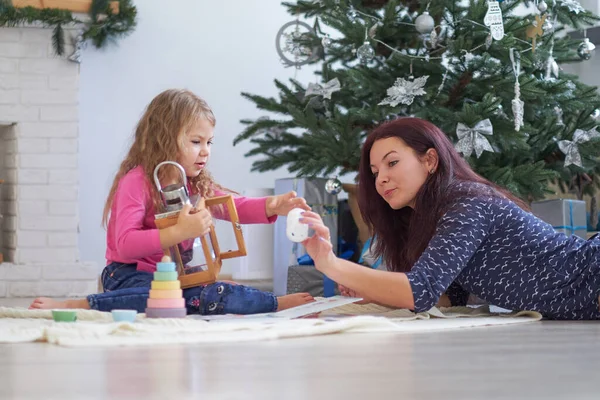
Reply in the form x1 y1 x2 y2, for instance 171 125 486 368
0 319 599 399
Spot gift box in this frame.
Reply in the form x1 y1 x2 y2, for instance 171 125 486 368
273 178 338 296
286 265 339 297
531 199 587 238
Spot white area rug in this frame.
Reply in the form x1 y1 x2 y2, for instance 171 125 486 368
0 304 541 347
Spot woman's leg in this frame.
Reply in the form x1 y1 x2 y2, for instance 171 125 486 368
183 282 314 315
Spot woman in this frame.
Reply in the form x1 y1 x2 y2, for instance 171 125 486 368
300 117 600 320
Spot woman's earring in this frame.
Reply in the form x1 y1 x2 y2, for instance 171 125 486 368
429 169 435 175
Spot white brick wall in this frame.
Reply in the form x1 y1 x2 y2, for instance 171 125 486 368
0 27 98 298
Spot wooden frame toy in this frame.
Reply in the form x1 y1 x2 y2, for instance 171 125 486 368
154 195 247 289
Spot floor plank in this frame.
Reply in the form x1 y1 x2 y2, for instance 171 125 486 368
0 321 598 399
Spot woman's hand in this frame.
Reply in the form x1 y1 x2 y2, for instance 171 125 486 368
265 191 310 217
299 211 337 272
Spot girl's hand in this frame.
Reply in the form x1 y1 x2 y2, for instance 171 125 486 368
176 203 212 239
338 284 370 304
266 191 310 217
299 211 336 272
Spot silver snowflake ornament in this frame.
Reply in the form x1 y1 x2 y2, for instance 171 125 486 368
558 0 585 14
378 75 429 107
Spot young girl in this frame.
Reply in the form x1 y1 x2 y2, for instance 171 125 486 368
30 89 314 315
300 117 600 320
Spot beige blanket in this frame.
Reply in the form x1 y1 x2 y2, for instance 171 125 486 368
0 305 541 347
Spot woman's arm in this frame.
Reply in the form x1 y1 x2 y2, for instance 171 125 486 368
325 257 415 309
301 196 494 311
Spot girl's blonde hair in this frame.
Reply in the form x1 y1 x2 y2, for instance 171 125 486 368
102 89 222 227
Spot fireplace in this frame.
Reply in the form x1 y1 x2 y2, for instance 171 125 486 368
0 26 98 298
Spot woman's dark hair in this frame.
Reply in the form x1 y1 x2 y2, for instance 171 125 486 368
358 117 527 273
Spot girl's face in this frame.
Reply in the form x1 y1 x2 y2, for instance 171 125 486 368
178 118 214 178
369 137 436 210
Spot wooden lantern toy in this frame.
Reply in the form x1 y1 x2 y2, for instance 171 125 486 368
152 162 246 289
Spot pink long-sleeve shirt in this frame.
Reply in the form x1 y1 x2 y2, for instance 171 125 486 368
105 166 276 272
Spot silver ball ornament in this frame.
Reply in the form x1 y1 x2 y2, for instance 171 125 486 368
356 41 375 64
321 35 332 48
577 38 596 60
325 177 342 195
591 109 600 121
415 11 435 34
537 0 548 12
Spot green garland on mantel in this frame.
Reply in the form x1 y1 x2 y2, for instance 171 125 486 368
0 0 137 56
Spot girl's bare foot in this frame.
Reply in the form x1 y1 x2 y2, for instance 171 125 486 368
29 297 90 310
276 293 315 311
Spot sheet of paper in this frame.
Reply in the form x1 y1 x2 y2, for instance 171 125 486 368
270 296 363 319
189 296 363 321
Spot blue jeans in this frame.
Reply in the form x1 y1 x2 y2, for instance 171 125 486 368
86 262 278 315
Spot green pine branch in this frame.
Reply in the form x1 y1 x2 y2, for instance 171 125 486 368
0 0 137 56
237 0 600 200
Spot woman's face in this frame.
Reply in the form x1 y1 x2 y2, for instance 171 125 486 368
369 137 435 210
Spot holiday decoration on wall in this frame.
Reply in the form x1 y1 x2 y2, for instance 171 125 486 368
68 31 86 64
236 0 600 203
0 0 137 57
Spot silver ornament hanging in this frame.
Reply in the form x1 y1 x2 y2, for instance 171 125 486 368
455 119 495 158
68 32 87 64
577 38 596 60
485 34 493 49
348 7 358 22
429 30 438 48
555 106 565 126
321 35 332 48
357 41 375 64
558 128 600 167
559 0 585 14
379 75 429 107
538 0 548 12
591 109 600 121
325 177 342 195
368 22 381 39
415 11 435 34
483 1 505 41
276 20 319 68
305 78 341 100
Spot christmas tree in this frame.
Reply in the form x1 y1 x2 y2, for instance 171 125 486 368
234 0 600 202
